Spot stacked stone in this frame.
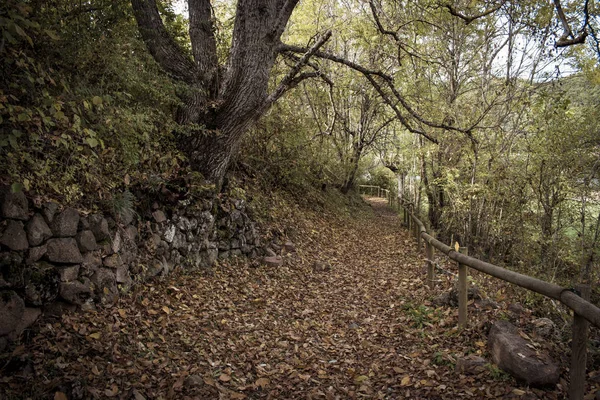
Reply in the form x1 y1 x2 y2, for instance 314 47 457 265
0 187 138 348
0 186 264 350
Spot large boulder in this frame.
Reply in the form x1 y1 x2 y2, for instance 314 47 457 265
0 186 28 220
26 214 53 247
51 207 80 237
0 290 25 335
488 320 559 386
0 220 29 251
46 238 83 264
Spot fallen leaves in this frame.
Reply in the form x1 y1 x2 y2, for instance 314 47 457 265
0 198 570 399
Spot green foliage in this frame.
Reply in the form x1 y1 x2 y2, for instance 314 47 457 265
403 303 442 329
0 0 184 207
110 190 137 223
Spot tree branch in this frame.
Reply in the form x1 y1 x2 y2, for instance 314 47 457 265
267 31 331 104
445 1 505 25
131 0 199 84
554 0 589 47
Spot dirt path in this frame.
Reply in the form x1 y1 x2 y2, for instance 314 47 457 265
1 198 565 399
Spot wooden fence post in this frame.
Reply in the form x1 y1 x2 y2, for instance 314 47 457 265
426 236 435 290
569 283 591 400
458 246 469 329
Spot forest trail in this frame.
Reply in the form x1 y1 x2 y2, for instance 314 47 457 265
1 198 564 399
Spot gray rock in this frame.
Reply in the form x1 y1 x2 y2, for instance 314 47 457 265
206 249 218 265
43 300 77 318
42 202 59 224
26 244 47 265
0 251 23 271
124 225 137 241
119 210 135 226
81 251 102 270
90 268 117 305
116 265 131 284
231 249 242 257
103 254 122 269
0 186 28 220
89 214 110 241
284 241 296 253
455 355 487 375
7 307 41 340
99 240 114 256
56 265 80 282
488 320 559 387
152 210 167 223
46 238 83 264
0 290 25 335
508 303 525 315
51 207 80 237
76 230 97 252
433 286 482 307
111 230 122 253
265 248 277 257
164 225 176 243
0 336 7 352
230 239 241 249
26 213 52 246
150 234 162 247
23 262 60 306
0 220 29 251
532 318 556 338
263 256 283 267
312 261 331 272
78 215 90 231
0 277 9 288
184 375 205 388
60 279 92 305
172 231 187 250
218 250 230 260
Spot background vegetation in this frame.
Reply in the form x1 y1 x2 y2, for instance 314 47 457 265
1 0 599 295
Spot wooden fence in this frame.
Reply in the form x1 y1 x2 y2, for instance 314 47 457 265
362 187 598 400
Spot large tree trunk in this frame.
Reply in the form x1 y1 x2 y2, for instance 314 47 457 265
131 0 301 186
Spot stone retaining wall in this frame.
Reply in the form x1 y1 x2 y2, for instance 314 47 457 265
0 186 262 350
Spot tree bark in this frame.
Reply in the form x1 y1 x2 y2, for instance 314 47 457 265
131 0 302 186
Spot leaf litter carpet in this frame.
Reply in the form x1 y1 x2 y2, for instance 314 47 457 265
1 198 569 399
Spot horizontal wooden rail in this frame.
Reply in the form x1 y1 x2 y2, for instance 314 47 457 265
359 185 598 398
396 196 597 400
409 209 600 328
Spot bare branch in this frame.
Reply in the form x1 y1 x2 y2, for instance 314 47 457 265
553 0 589 47
445 1 505 25
267 31 332 104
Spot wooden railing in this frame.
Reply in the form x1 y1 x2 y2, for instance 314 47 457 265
360 187 598 400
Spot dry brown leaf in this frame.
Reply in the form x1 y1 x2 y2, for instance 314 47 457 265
54 392 68 400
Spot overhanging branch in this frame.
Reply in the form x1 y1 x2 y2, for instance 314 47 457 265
445 1 505 25
267 31 332 104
